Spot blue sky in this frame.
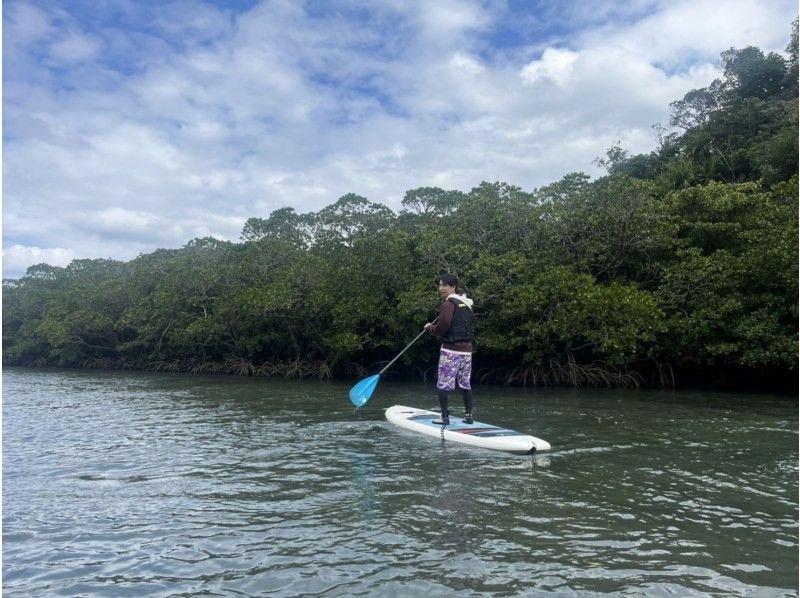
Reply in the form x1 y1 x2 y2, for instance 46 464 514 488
3 0 797 277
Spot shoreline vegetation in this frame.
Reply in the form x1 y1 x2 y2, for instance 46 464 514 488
6 358 795 395
4 31 798 393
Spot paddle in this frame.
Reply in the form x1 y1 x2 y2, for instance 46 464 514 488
349 318 438 408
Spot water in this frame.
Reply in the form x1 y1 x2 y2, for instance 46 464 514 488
3 368 797 596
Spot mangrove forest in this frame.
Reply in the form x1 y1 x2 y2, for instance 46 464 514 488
3 33 798 391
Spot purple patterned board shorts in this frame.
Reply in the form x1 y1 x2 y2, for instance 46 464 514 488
436 348 472 391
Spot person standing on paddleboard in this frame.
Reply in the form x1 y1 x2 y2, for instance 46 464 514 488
424 274 475 425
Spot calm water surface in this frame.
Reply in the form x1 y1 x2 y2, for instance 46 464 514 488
3 368 798 596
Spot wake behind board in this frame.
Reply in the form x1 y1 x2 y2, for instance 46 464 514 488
385 405 551 455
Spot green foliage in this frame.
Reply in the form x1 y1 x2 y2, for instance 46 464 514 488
473 259 662 366
3 30 798 386
656 180 798 368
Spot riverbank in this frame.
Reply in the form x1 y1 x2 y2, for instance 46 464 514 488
4 357 797 395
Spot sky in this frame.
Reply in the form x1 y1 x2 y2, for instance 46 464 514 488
2 0 797 278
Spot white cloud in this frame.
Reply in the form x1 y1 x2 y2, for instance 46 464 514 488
409 0 493 44
49 31 103 63
5 2 53 45
582 0 793 67
520 48 579 87
78 207 179 242
449 52 486 77
3 245 77 278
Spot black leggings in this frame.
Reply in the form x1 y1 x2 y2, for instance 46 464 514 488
438 388 472 416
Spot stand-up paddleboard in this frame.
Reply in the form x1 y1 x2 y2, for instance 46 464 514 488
385 405 551 455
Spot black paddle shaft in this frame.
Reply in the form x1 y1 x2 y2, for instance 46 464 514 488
378 317 438 376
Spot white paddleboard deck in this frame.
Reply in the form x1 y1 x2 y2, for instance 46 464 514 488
385 405 551 455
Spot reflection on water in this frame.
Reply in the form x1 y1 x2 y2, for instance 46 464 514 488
3 368 798 596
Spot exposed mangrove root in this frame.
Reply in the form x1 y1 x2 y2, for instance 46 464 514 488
479 355 644 388
11 355 651 388
343 362 368 379
653 360 676 389
60 357 335 380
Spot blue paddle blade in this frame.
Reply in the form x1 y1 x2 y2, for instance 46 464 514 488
349 374 380 408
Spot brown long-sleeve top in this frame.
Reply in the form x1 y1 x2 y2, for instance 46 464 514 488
426 300 474 352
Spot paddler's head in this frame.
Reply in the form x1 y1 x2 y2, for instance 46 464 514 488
437 274 458 299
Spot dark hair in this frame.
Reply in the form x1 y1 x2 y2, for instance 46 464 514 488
438 273 459 288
